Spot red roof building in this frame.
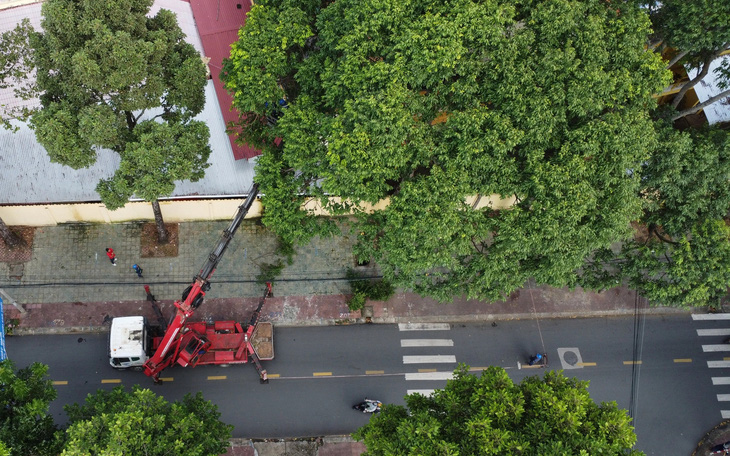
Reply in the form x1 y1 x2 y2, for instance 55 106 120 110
190 0 261 160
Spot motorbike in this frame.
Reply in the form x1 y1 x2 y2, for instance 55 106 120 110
710 441 730 454
353 399 382 413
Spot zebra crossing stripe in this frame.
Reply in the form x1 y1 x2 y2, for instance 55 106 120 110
407 389 435 396
713 377 730 385
723 411 730 419
692 314 730 320
703 345 730 352
401 339 454 347
708 360 730 368
403 355 456 364
398 323 451 331
697 329 730 336
718 394 730 401
405 372 454 381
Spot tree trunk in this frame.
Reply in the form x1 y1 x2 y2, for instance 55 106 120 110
151 200 169 244
672 87 730 121
0 216 22 248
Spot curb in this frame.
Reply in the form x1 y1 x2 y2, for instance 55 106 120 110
7 306 695 336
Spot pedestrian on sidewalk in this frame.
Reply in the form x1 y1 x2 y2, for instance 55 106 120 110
132 264 143 278
105 248 117 266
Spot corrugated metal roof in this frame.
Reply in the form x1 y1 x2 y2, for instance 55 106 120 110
0 0 255 204
0 81 255 204
190 0 262 160
0 3 42 114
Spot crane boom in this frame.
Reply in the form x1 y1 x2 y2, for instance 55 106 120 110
143 184 259 381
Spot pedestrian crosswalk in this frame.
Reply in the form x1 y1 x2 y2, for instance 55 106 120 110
398 323 456 396
693 313 730 419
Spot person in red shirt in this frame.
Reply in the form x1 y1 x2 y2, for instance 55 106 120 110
105 248 117 266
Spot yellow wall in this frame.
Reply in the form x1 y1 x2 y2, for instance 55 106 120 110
0 193 514 227
0 199 264 227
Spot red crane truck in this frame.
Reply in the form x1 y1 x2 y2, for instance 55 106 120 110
108 184 274 383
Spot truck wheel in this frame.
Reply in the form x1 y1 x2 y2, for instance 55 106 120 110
132 366 143 372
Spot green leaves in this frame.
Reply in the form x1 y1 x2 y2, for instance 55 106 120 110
62 386 233 456
354 365 641 456
225 0 670 302
96 120 211 210
0 361 62 456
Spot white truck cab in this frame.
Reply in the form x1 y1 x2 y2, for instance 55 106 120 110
109 316 149 369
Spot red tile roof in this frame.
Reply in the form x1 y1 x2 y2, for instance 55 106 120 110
190 0 261 160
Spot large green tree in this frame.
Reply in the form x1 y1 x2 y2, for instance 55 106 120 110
354 365 642 455
61 385 232 456
223 0 670 302
25 0 210 242
580 126 730 307
0 360 62 456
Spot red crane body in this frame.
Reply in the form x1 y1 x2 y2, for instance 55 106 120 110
142 185 272 383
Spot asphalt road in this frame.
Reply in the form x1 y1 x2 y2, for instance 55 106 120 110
5 314 724 455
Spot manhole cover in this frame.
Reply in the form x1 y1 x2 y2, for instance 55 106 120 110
557 347 584 370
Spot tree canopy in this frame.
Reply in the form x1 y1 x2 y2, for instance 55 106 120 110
354 365 642 456
20 0 211 237
223 0 670 302
580 126 730 307
61 385 233 456
0 360 62 456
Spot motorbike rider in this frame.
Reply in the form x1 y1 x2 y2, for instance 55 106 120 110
528 353 543 366
364 400 380 413
354 399 382 413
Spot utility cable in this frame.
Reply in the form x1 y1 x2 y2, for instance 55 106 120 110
629 290 646 423
528 279 546 353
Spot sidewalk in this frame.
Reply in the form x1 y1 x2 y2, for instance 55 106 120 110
0 221 693 456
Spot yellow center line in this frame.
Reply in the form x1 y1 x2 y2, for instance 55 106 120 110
267 374 280 379
577 362 597 367
674 358 692 363
418 368 437 373
207 376 227 381
52 381 68 385
101 379 122 384
623 361 642 365
313 372 332 377
469 367 488 371
724 357 730 361
159 377 174 382
366 370 384 375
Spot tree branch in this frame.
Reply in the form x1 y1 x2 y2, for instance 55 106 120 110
649 224 679 246
671 55 715 109
671 87 730 121
665 49 688 69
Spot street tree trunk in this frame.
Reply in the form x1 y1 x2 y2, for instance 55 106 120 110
0 216 22 248
151 200 169 244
